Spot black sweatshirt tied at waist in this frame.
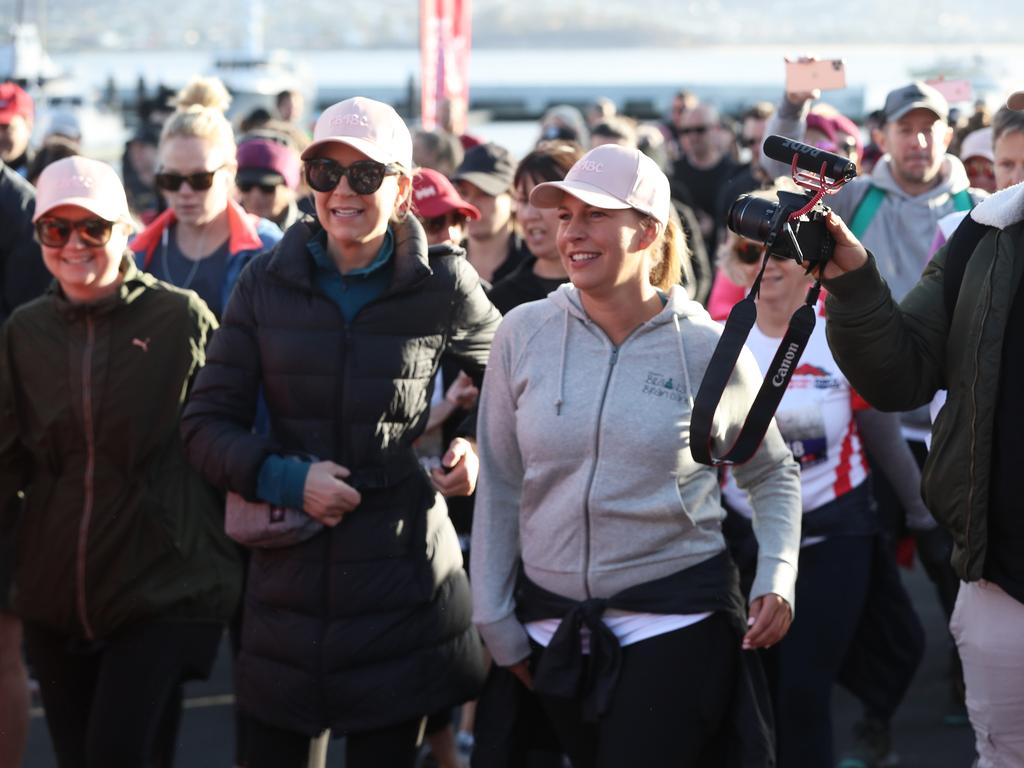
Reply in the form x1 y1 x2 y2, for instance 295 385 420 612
516 550 776 768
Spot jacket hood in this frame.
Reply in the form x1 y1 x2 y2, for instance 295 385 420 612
131 199 265 265
870 152 971 200
546 282 709 326
971 180 1024 230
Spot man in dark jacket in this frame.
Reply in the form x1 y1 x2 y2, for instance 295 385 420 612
820 87 1024 768
0 150 45 768
0 160 47 323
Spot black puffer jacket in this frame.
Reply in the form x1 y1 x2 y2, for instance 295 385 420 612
181 216 501 735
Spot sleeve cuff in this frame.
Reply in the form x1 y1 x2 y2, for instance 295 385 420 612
256 455 311 510
476 613 532 667
750 557 798 618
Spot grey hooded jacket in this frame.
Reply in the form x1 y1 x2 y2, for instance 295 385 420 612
471 284 802 666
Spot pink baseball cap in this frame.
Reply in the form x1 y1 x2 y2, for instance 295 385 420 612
530 145 671 225
412 168 480 220
33 156 130 223
301 97 413 170
1008 90 1024 111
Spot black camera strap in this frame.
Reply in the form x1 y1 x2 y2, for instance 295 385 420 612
690 260 821 466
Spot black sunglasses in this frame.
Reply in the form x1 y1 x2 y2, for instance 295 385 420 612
237 180 280 194
304 158 398 195
35 217 115 248
733 240 766 265
679 125 710 136
423 212 467 235
155 166 224 192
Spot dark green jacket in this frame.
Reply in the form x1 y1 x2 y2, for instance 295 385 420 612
825 187 1024 582
0 258 242 639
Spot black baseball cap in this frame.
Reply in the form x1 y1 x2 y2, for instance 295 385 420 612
452 142 515 196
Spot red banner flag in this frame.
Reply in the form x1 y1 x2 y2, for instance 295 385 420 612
420 0 471 134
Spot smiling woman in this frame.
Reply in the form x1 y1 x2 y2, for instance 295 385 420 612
181 96 501 768
1 156 241 766
472 144 802 767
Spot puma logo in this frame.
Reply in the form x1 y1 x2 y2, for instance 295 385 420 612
131 337 151 353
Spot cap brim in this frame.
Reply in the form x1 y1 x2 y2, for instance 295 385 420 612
300 136 392 165
33 196 125 223
1008 90 1024 111
888 102 945 123
451 171 510 196
237 169 286 187
530 180 631 212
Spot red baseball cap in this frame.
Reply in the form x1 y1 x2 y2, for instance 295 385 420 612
0 82 33 124
412 168 480 220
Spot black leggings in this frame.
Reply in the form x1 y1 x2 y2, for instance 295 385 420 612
246 715 424 768
533 612 737 768
24 620 222 768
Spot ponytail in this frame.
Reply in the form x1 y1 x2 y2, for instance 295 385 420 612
647 207 689 292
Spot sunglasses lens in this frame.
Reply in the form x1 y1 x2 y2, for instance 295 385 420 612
423 215 446 234
79 219 113 246
155 173 183 192
186 171 216 191
37 219 71 247
305 160 341 192
347 162 386 195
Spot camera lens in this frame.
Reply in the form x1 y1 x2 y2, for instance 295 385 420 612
727 195 777 244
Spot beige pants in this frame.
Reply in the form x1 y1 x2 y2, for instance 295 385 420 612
950 580 1024 768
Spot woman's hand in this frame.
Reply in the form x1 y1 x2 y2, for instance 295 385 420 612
430 437 479 497
819 210 869 281
303 461 362 526
743 593 792 650
445 371 479 409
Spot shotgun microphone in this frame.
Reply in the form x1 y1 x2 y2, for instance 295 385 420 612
762 135 857 181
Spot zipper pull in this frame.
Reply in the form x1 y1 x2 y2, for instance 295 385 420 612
610 347 619 366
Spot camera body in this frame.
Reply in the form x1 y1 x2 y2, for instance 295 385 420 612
727 190 836 270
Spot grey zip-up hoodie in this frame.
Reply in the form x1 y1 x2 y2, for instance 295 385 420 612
471 284 802 666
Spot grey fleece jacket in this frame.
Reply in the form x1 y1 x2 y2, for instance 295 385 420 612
471 284 802 666
760 99 984 302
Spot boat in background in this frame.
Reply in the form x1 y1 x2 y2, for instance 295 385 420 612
0 21 127 162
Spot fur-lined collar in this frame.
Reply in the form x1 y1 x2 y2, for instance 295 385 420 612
970 181 1024 230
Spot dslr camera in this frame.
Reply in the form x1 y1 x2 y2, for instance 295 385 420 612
726 135 857 270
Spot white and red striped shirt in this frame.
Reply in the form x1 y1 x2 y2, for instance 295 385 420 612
722 311 869 523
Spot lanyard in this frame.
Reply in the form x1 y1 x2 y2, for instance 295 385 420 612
690 255 821 466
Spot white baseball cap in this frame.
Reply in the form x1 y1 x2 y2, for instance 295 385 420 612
959 127 994 163
301 97 413 170
530 145 671 225
33 156 130 223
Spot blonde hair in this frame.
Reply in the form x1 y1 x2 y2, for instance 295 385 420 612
645 207 688 292
160 77 236 160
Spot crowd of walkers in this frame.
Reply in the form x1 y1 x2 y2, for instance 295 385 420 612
0 60 1023 768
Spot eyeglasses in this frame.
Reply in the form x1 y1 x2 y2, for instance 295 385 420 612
738 135 759 148
679 125 710 136
35 217 115 248
237 180 280 195
155 167 225 192
423 212 467 235
304 158 398 195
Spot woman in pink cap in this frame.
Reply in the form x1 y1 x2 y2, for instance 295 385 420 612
0 156 242 766
182 97 499 768
472 144 802 766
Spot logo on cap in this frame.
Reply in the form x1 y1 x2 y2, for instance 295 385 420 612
578 161 605 173
331 114 369 130
414 186 438 201
57 174 96 191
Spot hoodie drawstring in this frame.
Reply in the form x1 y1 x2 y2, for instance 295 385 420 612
555 310 569 415
673 313 695 410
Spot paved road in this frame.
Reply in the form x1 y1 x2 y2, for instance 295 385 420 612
22 560 977 767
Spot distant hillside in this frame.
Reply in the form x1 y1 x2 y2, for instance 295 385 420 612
4 0 1023 51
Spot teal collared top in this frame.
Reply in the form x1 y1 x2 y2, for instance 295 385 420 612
307 227 395 323
255 228 396 509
